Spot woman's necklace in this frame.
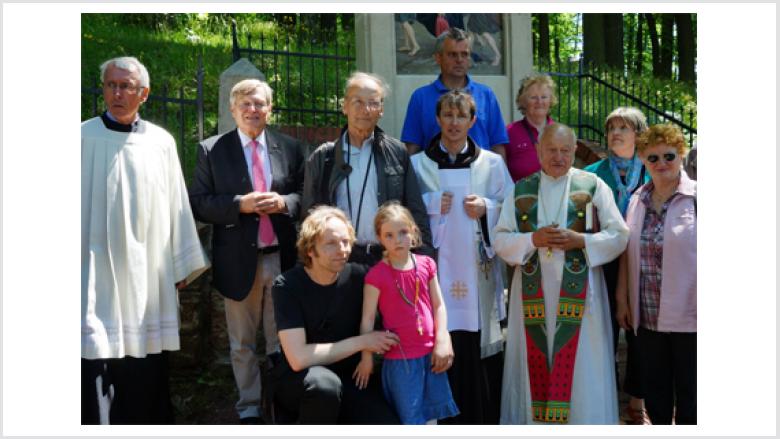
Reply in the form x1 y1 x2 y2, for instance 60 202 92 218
392 254 423 336
537 173 570 258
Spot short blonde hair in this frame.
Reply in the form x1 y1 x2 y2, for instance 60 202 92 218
604 107 648 135
637 124 689 157
297 206 355 268
436 90 476 119
230 79 273 108
516 73 558 114
373 202 422 250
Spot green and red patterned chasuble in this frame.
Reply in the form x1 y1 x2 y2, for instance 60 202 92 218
513 172 597 423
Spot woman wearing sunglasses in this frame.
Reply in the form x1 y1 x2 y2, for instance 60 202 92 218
584 107 651 424
616 124 697 425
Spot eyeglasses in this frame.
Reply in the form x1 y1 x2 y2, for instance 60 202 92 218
104 81 141 93
348 98 382 111
646 152 677 163
527 95 551 102
238 101 269 111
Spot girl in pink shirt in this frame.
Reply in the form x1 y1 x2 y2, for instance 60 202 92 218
354 202 459 424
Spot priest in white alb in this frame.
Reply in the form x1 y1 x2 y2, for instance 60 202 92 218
81 56 209 424
493 123 628 424
411 90 514 424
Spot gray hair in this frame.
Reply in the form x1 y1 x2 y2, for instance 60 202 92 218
434 27 471 55
344 71 389 101
604 106 648 134
230 79 274 108
100 56 150 91
539 122 577 150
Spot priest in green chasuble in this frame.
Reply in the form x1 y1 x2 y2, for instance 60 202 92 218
493 123 628 424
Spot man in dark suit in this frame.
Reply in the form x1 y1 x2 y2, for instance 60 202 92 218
189 79 305 424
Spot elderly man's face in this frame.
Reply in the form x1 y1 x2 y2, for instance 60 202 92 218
435 38 471 80
103 64 149 125
308 217 352 276
538 133 575 178
342 79 383 133
231 88 272 138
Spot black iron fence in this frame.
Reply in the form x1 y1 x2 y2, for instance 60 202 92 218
81 55 205 181
231 19 356 150
538 59 697 149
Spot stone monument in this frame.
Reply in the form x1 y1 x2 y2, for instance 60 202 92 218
218 58 266 134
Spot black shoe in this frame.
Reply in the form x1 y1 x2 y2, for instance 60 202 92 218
240 416 265 425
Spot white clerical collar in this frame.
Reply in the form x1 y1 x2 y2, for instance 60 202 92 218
238 128 267 149
105 111 139 124
540 168 573 182
438 141 469 162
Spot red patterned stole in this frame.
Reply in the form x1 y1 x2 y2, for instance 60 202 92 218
513 172 596 423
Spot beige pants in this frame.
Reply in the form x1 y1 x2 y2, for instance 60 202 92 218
223 251 281 419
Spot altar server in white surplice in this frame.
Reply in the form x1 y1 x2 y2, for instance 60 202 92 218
493 123 628 424
411 90 513 424
81 56 209 424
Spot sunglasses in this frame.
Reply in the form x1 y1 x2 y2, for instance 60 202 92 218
646 152 677 163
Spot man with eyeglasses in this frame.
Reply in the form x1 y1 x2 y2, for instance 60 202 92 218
401 27 509 156
411 90 514 424
81 56 210 424
302 72 432 266
189 79 306 424
494 123 629 424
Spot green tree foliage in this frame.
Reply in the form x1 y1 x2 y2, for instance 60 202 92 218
531 13 696 146
82 13 356 177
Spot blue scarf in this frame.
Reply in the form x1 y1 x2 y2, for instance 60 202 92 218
607 152 643 217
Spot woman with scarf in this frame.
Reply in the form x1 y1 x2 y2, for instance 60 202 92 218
584 107 651 424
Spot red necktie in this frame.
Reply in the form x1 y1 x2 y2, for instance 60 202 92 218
250 139 276 246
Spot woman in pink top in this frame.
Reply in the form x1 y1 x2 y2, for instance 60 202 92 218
616 124 697 425
499 73 557 182
355 202 458 424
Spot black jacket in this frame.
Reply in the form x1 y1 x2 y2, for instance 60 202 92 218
301 125 433 256
189 127 305 301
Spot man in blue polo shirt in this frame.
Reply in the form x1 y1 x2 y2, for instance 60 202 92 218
401 27 509 156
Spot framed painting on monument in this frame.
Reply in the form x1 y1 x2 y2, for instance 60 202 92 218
395 13 505 75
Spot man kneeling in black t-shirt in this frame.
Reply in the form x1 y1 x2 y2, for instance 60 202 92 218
271 206 401 424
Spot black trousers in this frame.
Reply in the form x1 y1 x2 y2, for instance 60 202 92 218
637 327 697 425
603 258 644 398
273 364 400 424
440 330 503 425
81 352 174 424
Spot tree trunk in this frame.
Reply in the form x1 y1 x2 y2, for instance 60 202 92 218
676 13 696 85
635 13 644 75
538 13 551 66
552 13 562 65
583 13 606 67
604 13 624 70
660 14 675 79
624 14 634 70
645 13 662 77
